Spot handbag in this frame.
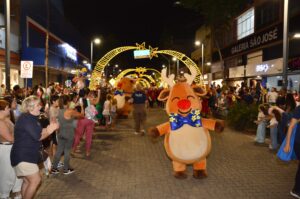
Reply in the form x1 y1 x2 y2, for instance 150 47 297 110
277 124 298 162
38 145 49 164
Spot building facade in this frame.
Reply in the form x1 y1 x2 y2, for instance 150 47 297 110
0 1 21 88
193 0 300 92
0 0 89 89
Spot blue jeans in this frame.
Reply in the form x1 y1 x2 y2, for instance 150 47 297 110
278 112 293 144
293 142 300 193
270 125 278 149
255 121 267 143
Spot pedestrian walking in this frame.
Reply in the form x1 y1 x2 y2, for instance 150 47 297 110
284 105 300 198
102 94 112 130
0 100 22 199
110 98 117 129
51 95 84 175
72 89 100 157
254 104 269 145
267 107 281 150
130 83 147 135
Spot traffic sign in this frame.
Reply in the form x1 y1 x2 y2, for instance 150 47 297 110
20 61 33 78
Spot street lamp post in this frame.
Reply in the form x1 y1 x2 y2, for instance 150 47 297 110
161 54 171 75
195 40 204 75
113 64 118 77
172 57 179 76
90 38 101 70
282 0 289 89
4 0 11 91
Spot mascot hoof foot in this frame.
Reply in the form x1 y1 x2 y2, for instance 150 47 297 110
174 171 187 179
215 120 225 133
148 127 160 138
193 170 208 179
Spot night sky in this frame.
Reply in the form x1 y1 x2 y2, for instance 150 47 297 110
62 0 203 71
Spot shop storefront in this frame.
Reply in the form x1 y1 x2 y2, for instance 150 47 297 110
203 73 212 86
212 71 223 86
245 58 283 90
0 67 20 88
228 65 245 87
211 61 224 86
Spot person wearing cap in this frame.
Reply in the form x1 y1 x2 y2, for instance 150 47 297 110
130 84 147 135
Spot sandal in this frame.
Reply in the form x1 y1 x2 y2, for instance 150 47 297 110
74 149 82 153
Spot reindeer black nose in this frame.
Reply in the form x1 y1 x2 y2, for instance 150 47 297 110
177 99 191 110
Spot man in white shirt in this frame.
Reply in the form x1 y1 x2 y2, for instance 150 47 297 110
267 87 278 105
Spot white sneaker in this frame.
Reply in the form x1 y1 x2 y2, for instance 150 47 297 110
57 162 64 168
134 132 139 135
291 190 300 198
14 195 22 199
63 168 75 175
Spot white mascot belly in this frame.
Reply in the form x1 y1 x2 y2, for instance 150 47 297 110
114 95 125 109
169 125 208 161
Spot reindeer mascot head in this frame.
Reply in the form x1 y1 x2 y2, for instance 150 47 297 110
148 68 224 179
113 77 135 118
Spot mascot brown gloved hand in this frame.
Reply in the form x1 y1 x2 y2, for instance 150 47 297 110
148 68 224 179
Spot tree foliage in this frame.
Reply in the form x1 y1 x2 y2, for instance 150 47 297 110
181 0 249 30
181 0 250 62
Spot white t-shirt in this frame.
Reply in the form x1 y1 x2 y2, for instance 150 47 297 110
270 117 278 126
102 100 111 116
267 91 278 103
111 104 117 113
257 112 265 122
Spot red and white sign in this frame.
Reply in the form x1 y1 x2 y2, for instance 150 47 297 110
20 61 33 78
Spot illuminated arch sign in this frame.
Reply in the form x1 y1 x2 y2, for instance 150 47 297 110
133 49 150 59
89 43 204 90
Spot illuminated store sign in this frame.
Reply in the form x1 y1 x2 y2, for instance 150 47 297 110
256 64 273 72
222 24 283 57
246 58 282 77
60 43 77 61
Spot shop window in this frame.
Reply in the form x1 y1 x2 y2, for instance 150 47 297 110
290 0 300 16
28 25 45 48
237 8 254 40
255 1 280 30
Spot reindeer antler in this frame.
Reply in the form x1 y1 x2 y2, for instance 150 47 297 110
184 67 197 85
161 68 175 87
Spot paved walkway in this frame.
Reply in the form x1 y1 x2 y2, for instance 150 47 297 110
35 108 298 199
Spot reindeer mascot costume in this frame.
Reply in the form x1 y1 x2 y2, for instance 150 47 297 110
149 68 224 179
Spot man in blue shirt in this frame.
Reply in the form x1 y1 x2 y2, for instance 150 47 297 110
130 84 147 135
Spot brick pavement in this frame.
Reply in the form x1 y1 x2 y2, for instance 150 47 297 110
35 108 298 199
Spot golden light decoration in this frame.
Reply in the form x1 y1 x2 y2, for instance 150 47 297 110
135 76 151 88
114 67 160 85
140 74 155 84
135 67 147 75
89 43 203 90
155 50 203 86
136 42 146 50
149 46 159 59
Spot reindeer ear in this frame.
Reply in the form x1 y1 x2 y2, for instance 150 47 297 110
130 79 135 84
157 88 170 101
193 85 207 97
